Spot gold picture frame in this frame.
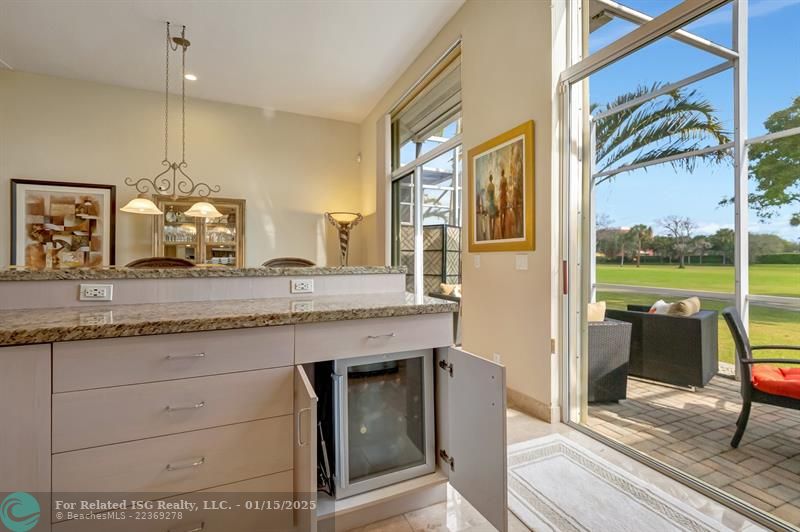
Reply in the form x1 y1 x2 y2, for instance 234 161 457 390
467 120 535 252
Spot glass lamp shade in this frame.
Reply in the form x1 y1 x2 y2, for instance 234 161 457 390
327 212 362 224
185 201 223 218
120 195 163 215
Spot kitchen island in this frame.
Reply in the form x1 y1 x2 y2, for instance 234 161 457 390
0 292 456 346
0 267 506 532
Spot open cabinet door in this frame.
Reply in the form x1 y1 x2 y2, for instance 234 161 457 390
294 365 318 532
446 347 507 532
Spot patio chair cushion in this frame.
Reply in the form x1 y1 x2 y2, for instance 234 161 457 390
752 366 800 400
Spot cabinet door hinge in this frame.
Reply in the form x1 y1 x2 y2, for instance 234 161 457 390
438 359 453 377
439 449 454 471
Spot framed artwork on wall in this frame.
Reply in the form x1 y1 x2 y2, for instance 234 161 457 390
467 120 535 252
10 179 116 269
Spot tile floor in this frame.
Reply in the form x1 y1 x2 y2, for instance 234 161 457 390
351 408 765 531
587 376 800 525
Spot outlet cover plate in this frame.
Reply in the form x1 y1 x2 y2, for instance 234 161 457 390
79 284 113 301
290 279 314 294
291 300 315 312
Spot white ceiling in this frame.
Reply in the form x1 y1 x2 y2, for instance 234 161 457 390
0 0 464 123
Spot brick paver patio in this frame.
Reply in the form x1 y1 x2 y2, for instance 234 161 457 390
587 376 800 526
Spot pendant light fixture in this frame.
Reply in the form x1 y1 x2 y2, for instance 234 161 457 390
121 22 222 218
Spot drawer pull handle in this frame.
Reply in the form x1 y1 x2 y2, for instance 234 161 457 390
166 456 206 471
167 521 205 532
367 332 396 340
165 353 206 361
165 401 206 412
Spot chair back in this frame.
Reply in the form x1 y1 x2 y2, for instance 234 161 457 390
721 307 753 385
126 257 195 268
262 257 316 267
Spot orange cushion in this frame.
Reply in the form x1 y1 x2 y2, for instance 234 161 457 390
751 366 800 400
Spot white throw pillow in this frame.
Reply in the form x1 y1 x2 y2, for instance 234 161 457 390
649 299 671 315
668 296 701 317
587 301 606 322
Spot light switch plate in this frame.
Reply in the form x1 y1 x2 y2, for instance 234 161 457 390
79 284 113 301
474 255 481 269
291 279 314 294
515 254 529 271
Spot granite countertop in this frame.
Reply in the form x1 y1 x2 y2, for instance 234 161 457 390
0 293 458 346
0 265 405 282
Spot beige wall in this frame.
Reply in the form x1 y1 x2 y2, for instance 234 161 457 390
359 0 563 419
0 71 363 267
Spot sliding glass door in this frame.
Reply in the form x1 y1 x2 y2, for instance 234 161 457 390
562 0 799 528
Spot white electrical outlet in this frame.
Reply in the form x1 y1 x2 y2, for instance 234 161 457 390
493 353 502 364
79 284 113 301
79 311 114 326
291 300 314 312
290 279 314 294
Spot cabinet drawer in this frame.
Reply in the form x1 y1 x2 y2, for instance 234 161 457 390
52 471 294 531
53 367 293 452
52 417 292 494
53 326 294 392
295 313 453 363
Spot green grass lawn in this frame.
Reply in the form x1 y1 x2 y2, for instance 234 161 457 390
597 263 800 298
598 290 800 365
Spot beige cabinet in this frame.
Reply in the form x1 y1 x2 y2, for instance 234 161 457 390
1 314 508 531
0 344 51 493
153 196 245 267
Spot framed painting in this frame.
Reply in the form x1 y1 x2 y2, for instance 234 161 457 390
467 120 535 252
11 179 116 269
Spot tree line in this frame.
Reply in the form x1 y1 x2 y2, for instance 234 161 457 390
596 214 800 268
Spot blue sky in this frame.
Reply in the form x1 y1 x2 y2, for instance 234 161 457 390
589 0 800 240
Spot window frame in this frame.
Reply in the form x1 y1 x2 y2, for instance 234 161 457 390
386 40 463 295
561 1 799 530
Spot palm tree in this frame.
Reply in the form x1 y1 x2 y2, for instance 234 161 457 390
627 224 653 267
592 84 731 185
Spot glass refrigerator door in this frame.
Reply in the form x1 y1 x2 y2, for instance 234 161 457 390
347 357 426 481
334 350 434 498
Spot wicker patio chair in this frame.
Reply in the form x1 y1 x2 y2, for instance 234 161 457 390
607 305 718 388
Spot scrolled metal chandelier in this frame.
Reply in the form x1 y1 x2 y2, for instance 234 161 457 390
121 22 222 218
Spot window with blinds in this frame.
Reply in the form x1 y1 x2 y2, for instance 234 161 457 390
390 46 462 171
390 43 463 296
